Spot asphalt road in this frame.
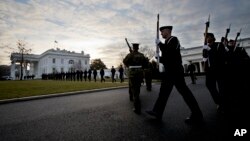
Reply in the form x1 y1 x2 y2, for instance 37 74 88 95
0 76 248 141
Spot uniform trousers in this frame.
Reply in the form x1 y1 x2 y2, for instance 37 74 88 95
129 69 143 111
153 71 202 118
129 77 141 111
205 68 225 106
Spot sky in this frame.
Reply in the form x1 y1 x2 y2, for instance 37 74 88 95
1 0 250 68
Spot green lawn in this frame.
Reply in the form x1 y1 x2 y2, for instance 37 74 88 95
0 80 128 100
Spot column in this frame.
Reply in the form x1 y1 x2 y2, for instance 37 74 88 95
29 62 34 75
10 60 16 80
199 61 203 73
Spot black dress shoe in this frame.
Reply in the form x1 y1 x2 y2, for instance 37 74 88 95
146 110 162 120
133 108 141 115
217 105 225 114
185 115 203 124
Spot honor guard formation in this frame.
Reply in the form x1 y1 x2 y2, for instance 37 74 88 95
123 14 249 128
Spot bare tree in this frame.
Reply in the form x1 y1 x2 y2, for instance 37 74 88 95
139 45 155 59
119 52 126 66
16 40 32 80
1 40 32 80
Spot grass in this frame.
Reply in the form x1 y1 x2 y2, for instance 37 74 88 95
0 80 128 100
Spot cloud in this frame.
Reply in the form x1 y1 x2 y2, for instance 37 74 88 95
1 0 250 67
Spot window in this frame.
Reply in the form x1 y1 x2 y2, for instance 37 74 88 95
52 58 56 63
69 60 74 64
52 68 56 73
85 60 87 65
61 68 64 72
61 59 64 64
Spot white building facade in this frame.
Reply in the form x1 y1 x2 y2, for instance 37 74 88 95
10 48 90 79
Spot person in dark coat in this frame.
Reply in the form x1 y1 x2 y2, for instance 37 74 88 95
202 33 227 112
224 39 250 129
83 70 87 82
100 68 105 82
118 65 124 83
146 26 203 123
88 69 92 82
72 71 76 81
144 61 153 91
76 70 80 81
123 43 147 114
93 68 97 82
111 66 116 83
187 61 196 84
80 70 83 82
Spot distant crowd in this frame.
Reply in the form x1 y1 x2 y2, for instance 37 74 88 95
42 69 100 82
41 66 126 83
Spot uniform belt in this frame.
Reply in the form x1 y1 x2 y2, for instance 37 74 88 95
129 66 142 69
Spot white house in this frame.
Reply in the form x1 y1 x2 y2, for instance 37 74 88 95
10 48 90 79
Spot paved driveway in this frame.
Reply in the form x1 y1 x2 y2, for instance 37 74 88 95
0 76 248 141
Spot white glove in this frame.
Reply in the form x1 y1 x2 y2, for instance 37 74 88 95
225 46 229 52
203 45 211 51
155 38 161 45
203 58 208 62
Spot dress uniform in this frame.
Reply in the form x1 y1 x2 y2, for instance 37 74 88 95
146 26 203 123
144 61 153 91
224 40 250 126
187 61 196 84
203 33 227 111
123 43 147 114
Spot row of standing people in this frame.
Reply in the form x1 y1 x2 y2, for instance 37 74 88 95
42 69 99 82
41 67 126 83
111 65 125 83
123 25 250 127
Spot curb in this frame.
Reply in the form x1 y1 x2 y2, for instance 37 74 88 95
0 86 129 104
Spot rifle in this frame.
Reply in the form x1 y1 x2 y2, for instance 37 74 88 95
234 28 242 47
156 14 160 70
221 24 230 46
203 15 210 72
125 38 132 53
225 24 231 42
204 15 210 45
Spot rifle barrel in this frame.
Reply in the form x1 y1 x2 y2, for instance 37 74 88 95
204 15 210 45
234 28 242 47
125 38 132 52
156 14 160 70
